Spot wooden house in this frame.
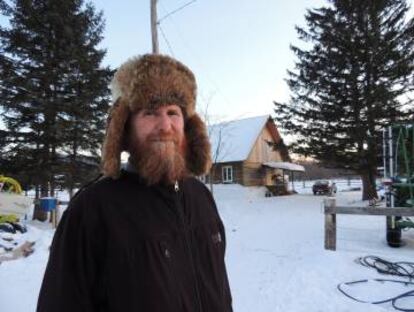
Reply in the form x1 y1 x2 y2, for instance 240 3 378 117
205 115 304 194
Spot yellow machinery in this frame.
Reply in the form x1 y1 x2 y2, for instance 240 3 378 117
0 175 32 217
0 175 23 194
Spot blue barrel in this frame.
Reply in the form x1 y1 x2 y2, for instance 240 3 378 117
40 197 57 212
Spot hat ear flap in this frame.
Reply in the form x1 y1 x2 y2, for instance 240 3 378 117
185 113 212 176
102 98 130 178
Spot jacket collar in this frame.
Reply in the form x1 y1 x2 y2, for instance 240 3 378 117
120 165 185 196
124 159 139 174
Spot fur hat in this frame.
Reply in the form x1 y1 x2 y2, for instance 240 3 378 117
101 54 212 179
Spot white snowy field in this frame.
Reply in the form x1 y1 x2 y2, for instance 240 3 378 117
1 183 414 312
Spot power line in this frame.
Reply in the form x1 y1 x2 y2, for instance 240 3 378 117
158 1 234 114
158 23 175 57
157 2 208 110
159 3 234 111
158 0 197 24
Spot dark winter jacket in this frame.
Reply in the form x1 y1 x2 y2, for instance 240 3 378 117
37 170 232 312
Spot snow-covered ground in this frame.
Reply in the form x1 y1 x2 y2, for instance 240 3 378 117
1 182 413 312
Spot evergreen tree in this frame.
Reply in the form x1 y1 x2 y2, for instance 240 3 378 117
0 0 111 220
274 0 414 200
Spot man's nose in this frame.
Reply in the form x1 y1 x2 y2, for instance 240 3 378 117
157 113 172 132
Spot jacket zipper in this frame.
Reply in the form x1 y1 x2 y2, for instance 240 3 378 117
174 181 203 312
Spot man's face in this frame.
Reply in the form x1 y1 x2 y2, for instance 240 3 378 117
127 104 187 185
130 104 185 148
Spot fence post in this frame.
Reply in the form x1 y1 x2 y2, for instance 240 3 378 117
324 197 337 251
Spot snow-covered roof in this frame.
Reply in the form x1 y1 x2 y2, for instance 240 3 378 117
209 115 270 163
263 161 305 172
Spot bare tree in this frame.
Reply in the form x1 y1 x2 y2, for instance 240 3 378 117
198 97 233 194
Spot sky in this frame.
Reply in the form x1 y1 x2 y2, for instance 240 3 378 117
1 0 413 126
96 0 328 122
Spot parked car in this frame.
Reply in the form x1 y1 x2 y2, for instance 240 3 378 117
312 180 337 195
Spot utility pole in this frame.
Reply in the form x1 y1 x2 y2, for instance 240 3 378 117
150 0 159 54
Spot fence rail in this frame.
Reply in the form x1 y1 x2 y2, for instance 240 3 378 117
323 198 414 251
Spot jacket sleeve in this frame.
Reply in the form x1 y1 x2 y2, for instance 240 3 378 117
205 185 233 311
221 231 233 312
36 192 106 312
218 211 233 312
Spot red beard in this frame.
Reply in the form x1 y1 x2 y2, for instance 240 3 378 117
128 132 188 185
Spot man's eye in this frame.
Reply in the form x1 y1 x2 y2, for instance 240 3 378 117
168 110 180 116
143 110 155 116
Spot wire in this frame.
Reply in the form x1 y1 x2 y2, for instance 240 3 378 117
338 256 414 311
158 24 175 57
158 0 197 24
338 279 414 312
158 1 234 111
355 255 414 281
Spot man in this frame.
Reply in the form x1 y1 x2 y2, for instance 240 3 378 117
37 54 233 312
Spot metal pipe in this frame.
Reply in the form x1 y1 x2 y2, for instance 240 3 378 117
389 126 395 207
383 129 387 178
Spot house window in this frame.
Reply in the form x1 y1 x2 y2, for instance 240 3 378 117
222 166 233 183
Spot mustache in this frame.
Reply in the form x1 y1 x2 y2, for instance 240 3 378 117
147 133 180 143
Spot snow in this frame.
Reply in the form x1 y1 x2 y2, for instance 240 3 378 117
0 221 54 312
209 115 269 162
264 161 306 172
1 181 414 312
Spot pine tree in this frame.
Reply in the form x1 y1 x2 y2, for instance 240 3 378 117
0 0 112 219
274 0 414 200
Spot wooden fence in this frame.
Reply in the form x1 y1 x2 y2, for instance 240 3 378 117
323 198 414 251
